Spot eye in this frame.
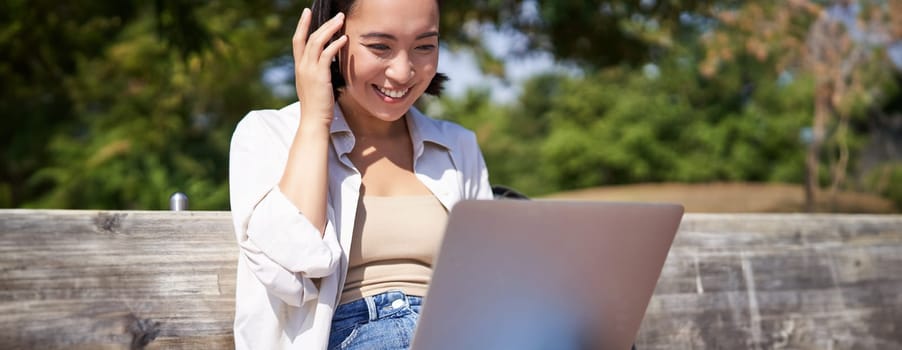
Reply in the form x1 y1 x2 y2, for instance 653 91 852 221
415 44 437 53
366 44 390 52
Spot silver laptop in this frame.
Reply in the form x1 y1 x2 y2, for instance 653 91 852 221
411 199 684 350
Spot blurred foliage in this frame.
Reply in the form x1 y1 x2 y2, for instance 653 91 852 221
1 0 900 209
1 0 297 209
435 46 815 196
440 0 732 69
699 0 902 210
865 162 902 209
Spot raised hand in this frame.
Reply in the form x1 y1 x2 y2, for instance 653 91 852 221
292 8 348 128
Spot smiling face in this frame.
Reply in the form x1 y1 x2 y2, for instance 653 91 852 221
337 0 439 123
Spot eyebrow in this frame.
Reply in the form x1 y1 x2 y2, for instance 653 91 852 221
359 31 440 40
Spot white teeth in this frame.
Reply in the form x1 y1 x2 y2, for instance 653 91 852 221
379 87 409 99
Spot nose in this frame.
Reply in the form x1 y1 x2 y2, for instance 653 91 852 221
385 51 414 84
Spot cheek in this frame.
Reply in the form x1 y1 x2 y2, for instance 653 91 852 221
346 50 388 82
416 54 438 76
343 52 373 87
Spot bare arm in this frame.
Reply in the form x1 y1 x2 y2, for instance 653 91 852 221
278 9 347 236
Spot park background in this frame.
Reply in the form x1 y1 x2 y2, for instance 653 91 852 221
2 0 901 213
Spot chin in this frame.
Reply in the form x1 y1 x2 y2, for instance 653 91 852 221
362 95 419 122
368 108 410 122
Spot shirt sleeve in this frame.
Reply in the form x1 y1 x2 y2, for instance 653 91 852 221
229 112 342 307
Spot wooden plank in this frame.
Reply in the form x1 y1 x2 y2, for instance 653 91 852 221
1 210 901 349
0 210 236 349
637 214 902 349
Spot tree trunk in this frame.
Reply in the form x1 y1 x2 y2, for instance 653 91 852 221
829 116 850 208
806 83 831 212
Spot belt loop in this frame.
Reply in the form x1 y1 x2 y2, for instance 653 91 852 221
365 295 378 321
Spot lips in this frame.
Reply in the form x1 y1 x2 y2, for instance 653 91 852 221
374 85 411 100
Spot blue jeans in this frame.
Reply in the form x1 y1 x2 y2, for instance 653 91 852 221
328 291 423 350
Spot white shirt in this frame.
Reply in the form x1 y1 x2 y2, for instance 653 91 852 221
229 102 492 349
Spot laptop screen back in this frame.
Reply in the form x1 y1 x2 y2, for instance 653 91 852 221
411 200 684 350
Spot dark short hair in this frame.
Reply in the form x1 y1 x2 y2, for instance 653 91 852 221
309 0 447 100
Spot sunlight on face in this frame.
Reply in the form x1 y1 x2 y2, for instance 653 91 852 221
338 0 439 122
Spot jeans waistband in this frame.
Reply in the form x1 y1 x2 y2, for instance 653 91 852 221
336 290 422 322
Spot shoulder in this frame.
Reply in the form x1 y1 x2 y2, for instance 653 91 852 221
409 107 480 152
435 119 478 142
231 102 301 149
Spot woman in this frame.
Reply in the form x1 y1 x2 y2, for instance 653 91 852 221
228 0 492 348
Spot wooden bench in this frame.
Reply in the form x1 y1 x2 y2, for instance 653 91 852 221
1 210 900 349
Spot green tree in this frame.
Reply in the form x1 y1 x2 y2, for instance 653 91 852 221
1 1 137 207
441 0 725 69
430 75 563 195
2 1 298 209
5 0 896 210
701 0 902 210
441 41 816 197
2 0 719 208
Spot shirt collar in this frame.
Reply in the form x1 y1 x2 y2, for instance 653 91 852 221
328 104 453 157
405 106 453 150
328 105 354 157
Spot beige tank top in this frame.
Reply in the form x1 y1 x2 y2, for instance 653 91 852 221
339 195 448 305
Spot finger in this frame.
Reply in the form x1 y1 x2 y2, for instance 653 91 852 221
304 12 345 63
292 8 312 60
319 35 348 67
